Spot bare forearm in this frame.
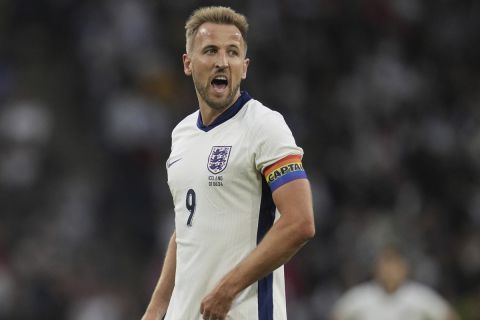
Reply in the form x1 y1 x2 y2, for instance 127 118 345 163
144 232 176 318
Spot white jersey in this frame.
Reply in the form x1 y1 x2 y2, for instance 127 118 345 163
164 92 306 320
332 281 452 320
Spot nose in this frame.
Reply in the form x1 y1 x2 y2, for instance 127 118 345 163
215 51 229 69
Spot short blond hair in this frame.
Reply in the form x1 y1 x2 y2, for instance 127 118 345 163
185 6 249 53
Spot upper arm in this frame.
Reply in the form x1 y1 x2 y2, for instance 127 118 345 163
272 179 314 221
272 178 315 238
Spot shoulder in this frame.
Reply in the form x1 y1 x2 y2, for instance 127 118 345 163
243 98 285 122
400 281 445 300
345 282 379 297
399 281 451 315
333 282 381 314
337 282 380 304
242 99 292 138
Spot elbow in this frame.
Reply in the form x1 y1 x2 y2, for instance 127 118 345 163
304 222 316 241
297 219 315 242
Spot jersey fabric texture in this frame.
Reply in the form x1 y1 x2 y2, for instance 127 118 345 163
164 91 305 320
332 281 451 320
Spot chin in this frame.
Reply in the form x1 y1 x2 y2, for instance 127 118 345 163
207 100 230 111
207 93 234 110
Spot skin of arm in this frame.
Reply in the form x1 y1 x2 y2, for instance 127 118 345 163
142 232 177 320
200 178 315 319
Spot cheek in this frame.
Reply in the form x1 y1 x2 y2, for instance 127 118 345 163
191 65 206 81
191 59 209 74
232 63 247 81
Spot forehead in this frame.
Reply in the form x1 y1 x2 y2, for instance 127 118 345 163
193 22 244 49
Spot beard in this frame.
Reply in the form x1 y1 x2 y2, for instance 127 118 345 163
193 76 241 111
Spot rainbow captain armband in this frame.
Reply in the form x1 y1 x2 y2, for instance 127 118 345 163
263 154 307 192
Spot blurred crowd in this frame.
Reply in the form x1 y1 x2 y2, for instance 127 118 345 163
0 0 479 319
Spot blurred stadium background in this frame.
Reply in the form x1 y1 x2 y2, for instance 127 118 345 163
0 0 479 319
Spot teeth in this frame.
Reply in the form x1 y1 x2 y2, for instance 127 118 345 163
214 76 227 80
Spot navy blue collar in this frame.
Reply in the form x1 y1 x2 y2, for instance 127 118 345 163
197 91 252 132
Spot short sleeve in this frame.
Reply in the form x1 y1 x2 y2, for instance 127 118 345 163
251 110 306 191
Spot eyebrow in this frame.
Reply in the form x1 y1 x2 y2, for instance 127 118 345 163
201 44 218 51
201 43 241 51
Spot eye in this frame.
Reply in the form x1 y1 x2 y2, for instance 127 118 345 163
205 48 217 55
228 49 239 56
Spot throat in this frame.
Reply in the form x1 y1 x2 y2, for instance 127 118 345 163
200 107 225 126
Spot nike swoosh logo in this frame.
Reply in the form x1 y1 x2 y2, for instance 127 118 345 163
167 158 182 168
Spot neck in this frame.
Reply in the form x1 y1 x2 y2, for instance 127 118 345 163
199 104 227 126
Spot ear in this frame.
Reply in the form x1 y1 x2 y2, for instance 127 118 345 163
183 53 192 76
242 58 250 80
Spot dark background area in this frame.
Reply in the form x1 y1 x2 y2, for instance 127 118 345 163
0 0 479 319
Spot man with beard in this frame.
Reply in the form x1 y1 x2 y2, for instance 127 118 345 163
142 6 315 320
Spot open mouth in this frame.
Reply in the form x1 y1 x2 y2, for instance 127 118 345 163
211 76 228 92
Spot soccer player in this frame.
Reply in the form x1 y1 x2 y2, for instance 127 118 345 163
142 6 315 320
331 245 459 320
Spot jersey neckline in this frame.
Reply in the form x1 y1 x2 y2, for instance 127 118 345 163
196 91 252 132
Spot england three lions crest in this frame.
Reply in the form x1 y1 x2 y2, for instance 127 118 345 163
207 146 232 174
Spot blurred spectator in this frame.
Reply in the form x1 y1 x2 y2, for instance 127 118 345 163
330 245 459 320
0 100 52 189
